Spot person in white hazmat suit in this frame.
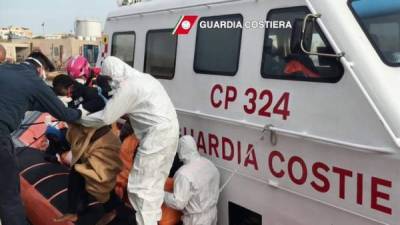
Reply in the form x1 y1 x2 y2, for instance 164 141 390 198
164 135 220 225
79 56 179 225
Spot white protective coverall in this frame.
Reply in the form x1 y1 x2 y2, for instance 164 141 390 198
164 136 220 225
80 56 179 225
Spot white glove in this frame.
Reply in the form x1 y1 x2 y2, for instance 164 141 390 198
79 110 106 128
59 96 72 107
78 104 89 117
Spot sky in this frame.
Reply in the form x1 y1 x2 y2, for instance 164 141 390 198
0 0 118 35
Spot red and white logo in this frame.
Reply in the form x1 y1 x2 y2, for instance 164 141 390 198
173 15 198 35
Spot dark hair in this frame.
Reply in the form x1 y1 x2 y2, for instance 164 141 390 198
52 74 74 96
26 51 55 72
96 75 113 99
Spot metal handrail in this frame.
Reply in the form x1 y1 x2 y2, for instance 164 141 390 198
300 13 345 58
304 0 400 149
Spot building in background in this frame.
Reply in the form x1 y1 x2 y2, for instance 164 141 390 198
31 38 99 68
0 19 101 68
0 38 99 68
44 34 64 40
0 40 31 63
75 20 102 41
0 26 33 40
0 28 7 39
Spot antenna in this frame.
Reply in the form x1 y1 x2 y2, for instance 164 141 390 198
41 22 45 36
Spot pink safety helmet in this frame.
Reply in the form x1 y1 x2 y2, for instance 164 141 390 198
65 56 90 79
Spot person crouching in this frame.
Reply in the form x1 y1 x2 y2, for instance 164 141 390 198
54 123 123 225
53 74 123 224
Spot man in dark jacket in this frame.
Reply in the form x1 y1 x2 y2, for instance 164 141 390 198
0 51 81 225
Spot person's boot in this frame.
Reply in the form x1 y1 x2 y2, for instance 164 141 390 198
96 210 117 225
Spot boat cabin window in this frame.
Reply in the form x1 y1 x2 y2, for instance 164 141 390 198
261 7 343 82
194 14 243 76
111 31 136 67
229 201 262 225
144 29 177 79
350 0 400 66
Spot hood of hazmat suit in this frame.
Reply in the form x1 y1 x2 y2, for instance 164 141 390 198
177 135 200 164
81 56 178 139
80 56 179 225
165 136 220 225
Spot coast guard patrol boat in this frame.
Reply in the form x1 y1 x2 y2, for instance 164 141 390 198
97 0 400 225
11 0 400 225
104 0 399 224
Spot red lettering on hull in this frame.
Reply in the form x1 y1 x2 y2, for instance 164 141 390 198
179 127 394 216
311 162 330 193
371 177 392 215
267 150 393 215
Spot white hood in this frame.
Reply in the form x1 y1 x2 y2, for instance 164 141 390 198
101 56 137 85
178 135 200 164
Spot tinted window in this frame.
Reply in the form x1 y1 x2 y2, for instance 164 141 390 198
229 202 262 225
84 45 99 66
111 32 135 66
194 14 243 76
350 0 400 66
144 29 177 79
261 7 343 82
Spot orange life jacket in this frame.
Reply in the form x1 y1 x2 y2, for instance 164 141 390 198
115 135 139 200
284 60 320 78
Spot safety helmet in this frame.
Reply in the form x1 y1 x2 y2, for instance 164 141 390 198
65 56 90 79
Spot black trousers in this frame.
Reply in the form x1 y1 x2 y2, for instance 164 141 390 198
0 136 27 225
67 167 90 214
68 167 124 214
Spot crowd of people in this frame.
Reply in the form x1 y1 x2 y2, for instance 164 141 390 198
0 46 220 225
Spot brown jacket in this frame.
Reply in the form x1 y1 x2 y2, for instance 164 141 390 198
67 123 122 203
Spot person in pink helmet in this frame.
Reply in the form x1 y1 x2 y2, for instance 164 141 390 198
66 56 101 86
66 56 90 79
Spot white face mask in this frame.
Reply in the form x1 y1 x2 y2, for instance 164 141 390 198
75 78 85 84
41 68 47 80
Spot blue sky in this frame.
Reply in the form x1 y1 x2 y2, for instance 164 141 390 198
0 0 118 35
